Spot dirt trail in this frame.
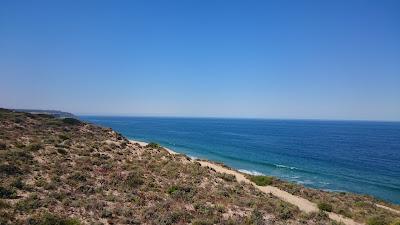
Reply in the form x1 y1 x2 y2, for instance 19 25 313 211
130 140 364 225
376 204 400 214
197 161 363 225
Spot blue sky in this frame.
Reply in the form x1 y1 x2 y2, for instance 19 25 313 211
1 0 399 120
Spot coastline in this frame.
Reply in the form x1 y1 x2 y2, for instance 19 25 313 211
129 140 368 225
81 115 400 206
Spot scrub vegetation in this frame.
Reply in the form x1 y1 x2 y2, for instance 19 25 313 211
0 108 398 225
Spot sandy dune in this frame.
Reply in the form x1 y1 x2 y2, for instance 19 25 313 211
130 140 363 225
197 161 363 225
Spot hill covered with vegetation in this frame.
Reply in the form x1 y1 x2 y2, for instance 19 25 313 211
0 109 398 225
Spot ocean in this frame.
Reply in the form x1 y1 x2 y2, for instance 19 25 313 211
80 116 400 204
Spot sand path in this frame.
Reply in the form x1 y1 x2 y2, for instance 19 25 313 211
197 161 363 225
130 140 364 225
376 204 400 214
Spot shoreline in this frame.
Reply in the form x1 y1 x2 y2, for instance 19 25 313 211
129 139 376 225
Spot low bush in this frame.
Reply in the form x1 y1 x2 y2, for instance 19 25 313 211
59 134 70 140
28 213 81 225
146 142 160 148
276 203 296 220
248 209 264 224
217 173 236 182
166 185 194 201
57 148 68 155
167 186 179 195
7 149 33 162
69 172 87 182
390 219 400 225
12 178 25 189
0 142 6 150
249 175 273 186
28 143 42 151
354 201 370 208
15 142 26 148
101 209 113 218
192 220 213 225
62 118 81 125
366 215 390 225
317 202 333 212
0 199 10 209
125 171 144 188
0 164 22 176
16 194 42 211
0 186 16 198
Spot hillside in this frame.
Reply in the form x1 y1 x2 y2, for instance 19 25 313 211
12 109 77 118
0 109 398 225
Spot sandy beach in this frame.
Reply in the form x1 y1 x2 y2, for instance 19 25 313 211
129 140 364 225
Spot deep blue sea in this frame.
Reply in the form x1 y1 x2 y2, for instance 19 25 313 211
80 116 400 204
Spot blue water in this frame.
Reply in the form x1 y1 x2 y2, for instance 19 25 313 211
80 116 400 204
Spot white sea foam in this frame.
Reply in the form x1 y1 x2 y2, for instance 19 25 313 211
323 189 347 193
319 181 330 185
188 155 198 160
238 169 265 176
297 180 315 185
275 164 297 170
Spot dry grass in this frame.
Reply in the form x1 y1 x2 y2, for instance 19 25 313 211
0 108 396 225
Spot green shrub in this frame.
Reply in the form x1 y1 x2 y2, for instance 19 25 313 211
16 194 41 211
354 201 370 208
0 142 6 150
192 219 213 225
14 117 24 123
249 175 273 186
0 199 10 209
167 186 179 195
390 219 400 225
28 143 42 151
249 209 264 224
101 209 113 218
125 171 144 188
62 118 81 125
69 172 87 182
15 142 26 148
28 213 81 225
0 164 22 175
366 215 389 225
156 211 189 224
57 148 68 155
166 185 194 201
146 142 160 148
59 134 70 140
217 173 236 182
12 178 25 189
7 149 33 162
317 202 333 212
0 186 16 198
277 203 295 219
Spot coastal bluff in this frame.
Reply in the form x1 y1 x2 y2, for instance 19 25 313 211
0 108 399 225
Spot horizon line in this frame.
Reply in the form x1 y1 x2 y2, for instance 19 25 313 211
76 113 400 123
6 107 399 123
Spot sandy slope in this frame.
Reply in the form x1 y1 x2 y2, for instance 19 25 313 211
197 161 363 225
130 140 363 225
376 204 400 214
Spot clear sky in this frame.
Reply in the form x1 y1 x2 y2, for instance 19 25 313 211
1 0 399 121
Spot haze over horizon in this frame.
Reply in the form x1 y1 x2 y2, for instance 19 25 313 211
1 0 400 121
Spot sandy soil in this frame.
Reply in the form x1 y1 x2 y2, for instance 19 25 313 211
376 204 400 214
129 140 363 225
